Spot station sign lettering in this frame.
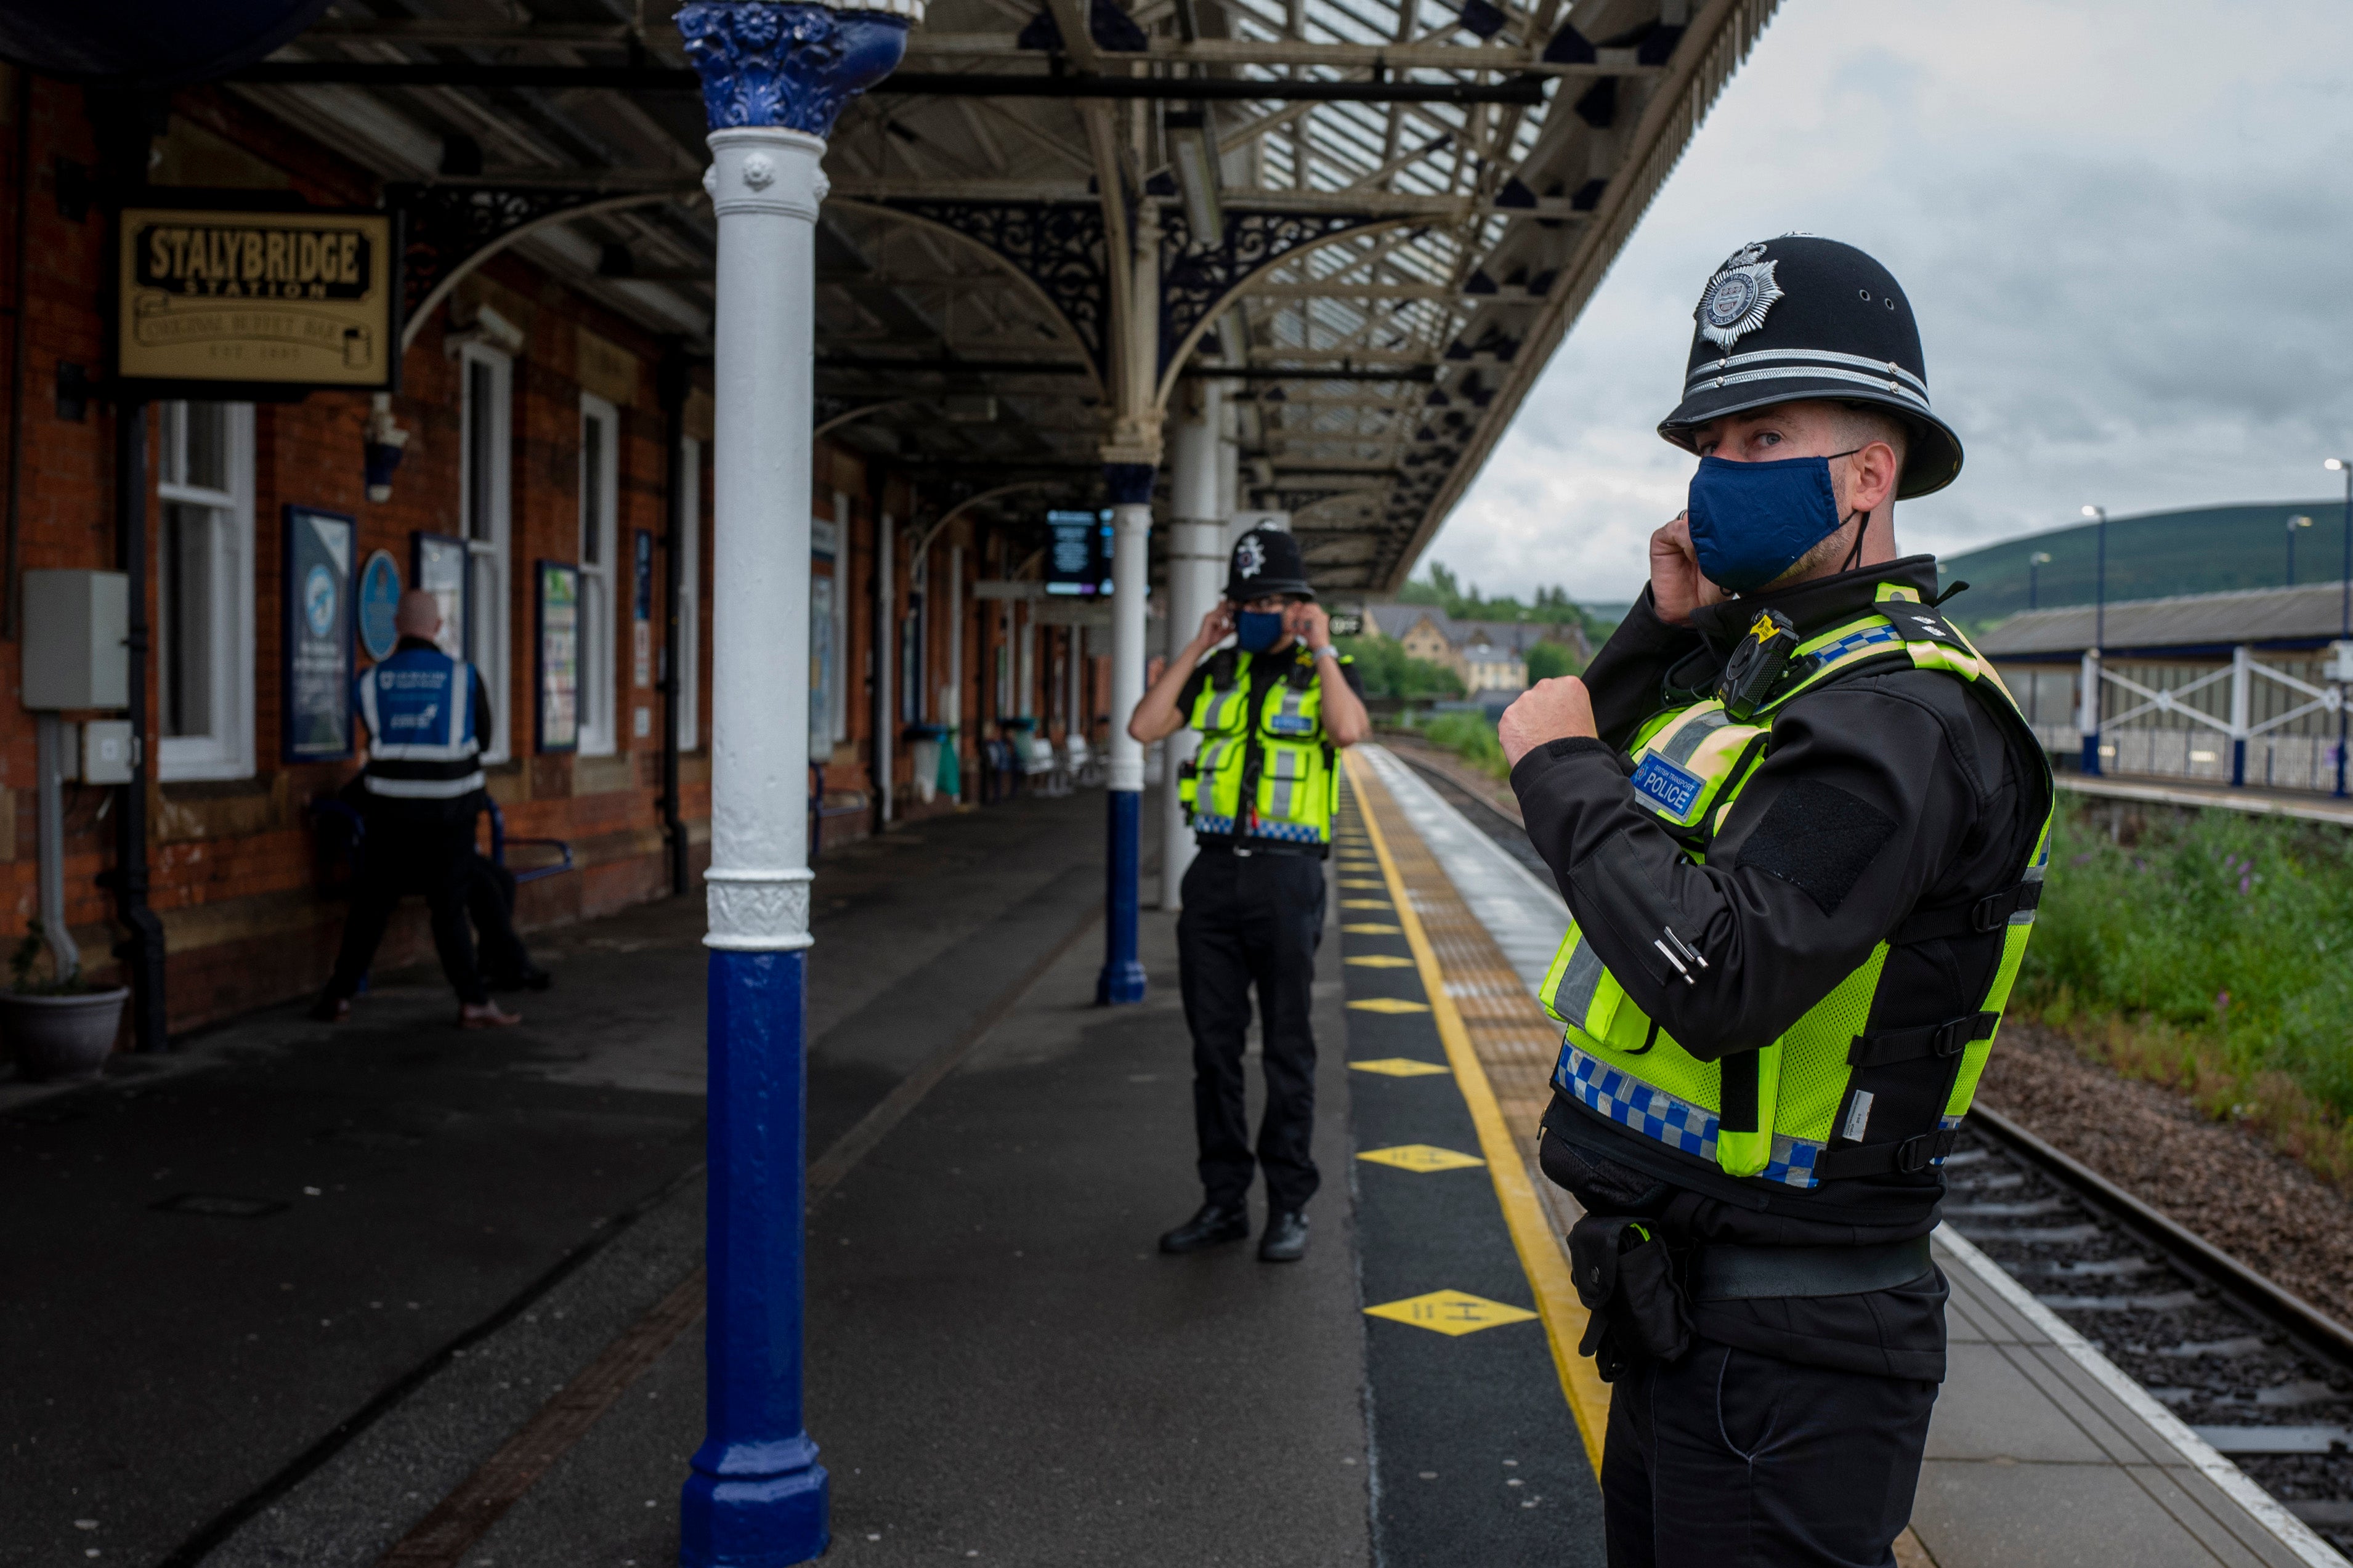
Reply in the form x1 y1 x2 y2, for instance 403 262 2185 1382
115 201 400 394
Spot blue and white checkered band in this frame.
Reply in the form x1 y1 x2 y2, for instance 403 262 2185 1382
1551 1042 1828 1189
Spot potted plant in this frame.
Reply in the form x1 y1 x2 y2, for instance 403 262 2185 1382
0 920 129 1083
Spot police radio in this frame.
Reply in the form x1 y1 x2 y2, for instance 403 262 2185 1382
1717 608 1799 722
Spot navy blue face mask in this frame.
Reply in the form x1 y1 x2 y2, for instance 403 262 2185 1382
1685 450 1861 595
1234 609 1287 653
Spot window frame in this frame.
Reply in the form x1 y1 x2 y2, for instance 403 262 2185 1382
577 392 621 757
458 343 514 762
154 400 256 782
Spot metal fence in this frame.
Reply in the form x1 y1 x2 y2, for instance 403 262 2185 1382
1996 653 2349 794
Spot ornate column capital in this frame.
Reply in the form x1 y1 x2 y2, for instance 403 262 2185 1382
706 867 817 952
679 1 917 140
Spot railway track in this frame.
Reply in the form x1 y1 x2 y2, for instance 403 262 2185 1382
1395 743 2353 1556
1953 1111 2353 1551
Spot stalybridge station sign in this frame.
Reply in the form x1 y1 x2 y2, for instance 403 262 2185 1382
114 203 399 394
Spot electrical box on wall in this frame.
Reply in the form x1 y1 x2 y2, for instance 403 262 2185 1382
82 721 134 785
2328 641 2353 684
22 570 129 711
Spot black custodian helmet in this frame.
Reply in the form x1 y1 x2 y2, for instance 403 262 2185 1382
1224 526 1316 602
1657 236 1964 499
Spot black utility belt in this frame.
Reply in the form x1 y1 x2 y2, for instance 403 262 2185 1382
1568 1214 1935 1382
1193 835 1327 860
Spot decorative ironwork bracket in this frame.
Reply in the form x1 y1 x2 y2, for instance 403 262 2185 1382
1157 209 1381 382
386 182 693 351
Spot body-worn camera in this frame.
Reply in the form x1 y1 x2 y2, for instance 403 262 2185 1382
1717 607 1799 721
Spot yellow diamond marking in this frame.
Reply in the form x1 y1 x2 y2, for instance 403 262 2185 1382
1364 1289 1540 1337
1358 1144 1487 1173
1349 1057 1451 1078
1341 899 1393 910
1345 954 1415 968
1348 996 1430 1014
1343 923 1401 934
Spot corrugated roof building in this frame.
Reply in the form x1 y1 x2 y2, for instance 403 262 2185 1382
1975 585 2352 795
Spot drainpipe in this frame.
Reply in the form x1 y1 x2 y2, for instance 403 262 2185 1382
657 345 689 896
872 505 893 830
4 65 31 639
111 396 166 1051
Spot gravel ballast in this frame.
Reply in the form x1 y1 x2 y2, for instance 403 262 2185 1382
1976 1021 2353 1330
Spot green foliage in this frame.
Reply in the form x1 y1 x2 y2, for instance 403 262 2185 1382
1396 561 1618 645
9 918 93 996
1525 641 1582 682
1338 635 1464 700
2023 804 2353 1117
1413 709 1510 780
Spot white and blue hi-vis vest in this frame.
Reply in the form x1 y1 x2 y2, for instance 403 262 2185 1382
355 646 485 800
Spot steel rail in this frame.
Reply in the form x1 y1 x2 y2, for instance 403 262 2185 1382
1969 1103 2353 1369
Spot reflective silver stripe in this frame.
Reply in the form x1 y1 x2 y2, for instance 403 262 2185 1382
1266 746 1304 820
1205 689 1244 731
1276 685 1309 729
1659 707 1728 767
364 770 486 799
1682 363 1931 408
1687 346 1929 399
1550 936 1605 1025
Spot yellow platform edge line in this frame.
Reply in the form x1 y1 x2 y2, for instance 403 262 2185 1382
1341 750 1612 1478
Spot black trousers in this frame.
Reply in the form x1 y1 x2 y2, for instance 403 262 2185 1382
326 808 489 1006
1175 846 1327 1213
464 852 533 983
1603 1339 1937 1568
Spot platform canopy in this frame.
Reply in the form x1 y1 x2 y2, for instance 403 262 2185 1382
235 0 1776 592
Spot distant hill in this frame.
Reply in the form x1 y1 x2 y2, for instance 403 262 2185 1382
1935 502 2352 630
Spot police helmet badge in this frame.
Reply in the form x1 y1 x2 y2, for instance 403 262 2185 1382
1696 241 1783 350
1234 533 1266 580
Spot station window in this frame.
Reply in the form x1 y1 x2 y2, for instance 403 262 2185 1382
459 345 512 761
155 400 254 782
577 394 620 756
676 435 701 751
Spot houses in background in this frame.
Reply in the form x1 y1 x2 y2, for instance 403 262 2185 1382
1364 606 1590 695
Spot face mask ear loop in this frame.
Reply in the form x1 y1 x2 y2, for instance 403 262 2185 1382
1841 511 1868 573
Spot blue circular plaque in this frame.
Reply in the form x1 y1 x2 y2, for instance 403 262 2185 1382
358 549 403 661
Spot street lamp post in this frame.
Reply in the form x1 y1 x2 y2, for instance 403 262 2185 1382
676 4 917 1564
2028 550 2051 610
2288 514 2313 588
2080 505 2107 775
2326 459 2351 797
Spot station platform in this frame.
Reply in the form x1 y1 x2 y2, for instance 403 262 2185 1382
4 753 2343 1567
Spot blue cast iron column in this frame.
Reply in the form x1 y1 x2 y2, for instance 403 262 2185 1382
676 4 914 1564
1097 461 1156 1004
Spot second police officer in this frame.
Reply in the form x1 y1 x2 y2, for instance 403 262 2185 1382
1129 527 1369 1263
1498 238 2052 1566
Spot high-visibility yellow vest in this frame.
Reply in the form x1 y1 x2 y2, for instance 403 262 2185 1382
1537 583 2054 1188
1178 646 1344 846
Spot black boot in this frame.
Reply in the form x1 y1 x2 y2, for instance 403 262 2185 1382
1259 1210 1309 1263
1159 1201 1250 1254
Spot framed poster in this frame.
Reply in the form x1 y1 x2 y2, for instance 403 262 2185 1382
357 548 402 661
114 198 400 399
283 506 354 761
537 560 581 753
413 532 468 661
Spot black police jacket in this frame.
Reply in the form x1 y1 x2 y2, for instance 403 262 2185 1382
1509 556 2048 1379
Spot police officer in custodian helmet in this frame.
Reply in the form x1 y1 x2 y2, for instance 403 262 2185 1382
1497 237 2052 1566
1128 526 1370 1263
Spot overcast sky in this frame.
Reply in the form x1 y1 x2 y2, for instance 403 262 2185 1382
1427 0 2353 605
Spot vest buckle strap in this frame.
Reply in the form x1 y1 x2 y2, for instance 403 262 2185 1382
1846 1011 1998 1069
1810 1123 1959 1179
1895 1126 1959 1173
1971 879 2042 931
